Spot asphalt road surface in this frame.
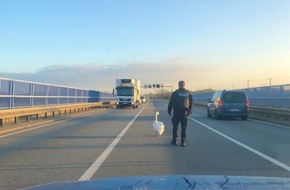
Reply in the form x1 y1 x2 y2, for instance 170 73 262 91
1 99 290 189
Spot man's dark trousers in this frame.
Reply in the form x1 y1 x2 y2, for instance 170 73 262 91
171 109 188 143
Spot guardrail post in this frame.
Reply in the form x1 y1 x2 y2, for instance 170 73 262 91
26 115 30 122
36 114 39 120
14 117 19 124
0 119 4 127
45 113 48 118
52 111 55 117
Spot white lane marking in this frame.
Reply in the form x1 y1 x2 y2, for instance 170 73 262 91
159 102 167 107
0 110 107 139
188 117 290 172
249 118 290 130
78 102 149 181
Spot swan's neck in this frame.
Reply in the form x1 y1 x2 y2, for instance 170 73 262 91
155 113 158 122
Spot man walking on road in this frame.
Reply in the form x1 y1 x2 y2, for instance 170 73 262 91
167 80 193 147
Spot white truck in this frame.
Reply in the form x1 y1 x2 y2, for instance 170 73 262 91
115 79 141 109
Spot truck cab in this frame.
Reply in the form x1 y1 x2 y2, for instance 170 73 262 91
115 79 141 109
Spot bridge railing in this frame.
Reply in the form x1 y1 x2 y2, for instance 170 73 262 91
0 77 116 126
0 77 115 110
192 84 290 109
192 84 290 126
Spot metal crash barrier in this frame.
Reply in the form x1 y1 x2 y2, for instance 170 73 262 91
0 101 115 127
0 77 116 126
193 102 290 126
192 84 290 108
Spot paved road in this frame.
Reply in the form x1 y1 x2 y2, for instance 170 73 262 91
0 100 290 189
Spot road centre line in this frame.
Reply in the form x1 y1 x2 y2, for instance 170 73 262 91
189 117 290 172
78 102 149 181
159 101 290 172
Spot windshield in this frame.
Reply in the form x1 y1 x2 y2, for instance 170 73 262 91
116 87 134 96
1 1 290 189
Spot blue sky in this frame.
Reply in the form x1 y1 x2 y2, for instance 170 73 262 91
1 0 290 91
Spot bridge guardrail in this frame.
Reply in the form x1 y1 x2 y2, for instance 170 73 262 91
192 84 290 108
193 101 290 127
0 77 116 109
0 101 116 127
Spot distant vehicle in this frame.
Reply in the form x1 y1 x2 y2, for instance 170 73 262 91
140 96 146 103
115 79 141 109
207 90 249 120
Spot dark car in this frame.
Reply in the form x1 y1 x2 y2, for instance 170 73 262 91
207 90 249 120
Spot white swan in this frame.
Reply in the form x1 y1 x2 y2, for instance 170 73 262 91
152 111 165 136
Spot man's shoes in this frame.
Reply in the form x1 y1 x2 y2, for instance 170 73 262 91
171 140 177 145
181 142 186 147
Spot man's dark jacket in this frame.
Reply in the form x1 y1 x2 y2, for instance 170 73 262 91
168 88 193 115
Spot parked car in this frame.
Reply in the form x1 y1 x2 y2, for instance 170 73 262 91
207 90 249 120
